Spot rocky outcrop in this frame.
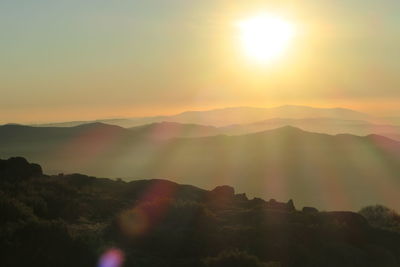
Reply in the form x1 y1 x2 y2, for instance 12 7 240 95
0 157 43 182
265 198 296 211
234 193 248 202
303 206 319 213
210 185 235 198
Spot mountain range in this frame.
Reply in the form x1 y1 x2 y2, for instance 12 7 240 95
28 105 400 141
33 105 373 128
221 117 400 141
1 121 399 211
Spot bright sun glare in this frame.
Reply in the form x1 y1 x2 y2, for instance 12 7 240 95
238 13 295 64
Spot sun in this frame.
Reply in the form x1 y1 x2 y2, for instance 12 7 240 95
238 13 295 64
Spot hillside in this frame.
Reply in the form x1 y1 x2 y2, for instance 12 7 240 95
1 124 400 211
1 157 400 267
0 121 217 158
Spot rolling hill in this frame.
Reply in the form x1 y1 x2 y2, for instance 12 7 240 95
1 124 399 211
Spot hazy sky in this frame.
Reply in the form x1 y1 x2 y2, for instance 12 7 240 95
1 0 400 123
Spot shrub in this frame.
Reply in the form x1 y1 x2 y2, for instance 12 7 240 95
359 205 400 233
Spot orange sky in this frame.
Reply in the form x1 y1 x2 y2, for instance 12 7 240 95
1 0 400 124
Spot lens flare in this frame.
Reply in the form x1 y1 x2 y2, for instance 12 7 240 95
118 180 177 237
98 248 124 267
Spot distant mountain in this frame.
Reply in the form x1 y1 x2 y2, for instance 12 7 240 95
0 122 127 151
31 110 400 141
33 116 168 128
29 106 400 141
221 117 400 141
32 120 98 127
32 105 372 128
2 124 399 211
0 121 219 175
129 121 219 140
0 121 217 145
0 121 217 159
163 105 371 127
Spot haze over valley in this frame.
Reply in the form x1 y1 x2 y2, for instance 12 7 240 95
2 105 400 211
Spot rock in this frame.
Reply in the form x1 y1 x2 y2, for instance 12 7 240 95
287 199 296 211
0 157 43 182
211 185 235 198
302 207 319 213
266 198 296 211
207 185 236 208
247 197 266 208
234 193 248 202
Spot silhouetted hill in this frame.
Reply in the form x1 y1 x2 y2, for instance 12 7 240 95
0 122 126 139
1 157 399 267
0 121 217 144
0 122 129 161
1 125 400 211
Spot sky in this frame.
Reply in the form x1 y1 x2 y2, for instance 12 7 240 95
1 0 400 123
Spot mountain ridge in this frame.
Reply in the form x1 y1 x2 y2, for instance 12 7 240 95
27 105 373 128
1 124 399 210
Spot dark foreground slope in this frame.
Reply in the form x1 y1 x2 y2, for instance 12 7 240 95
1 158 400 267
